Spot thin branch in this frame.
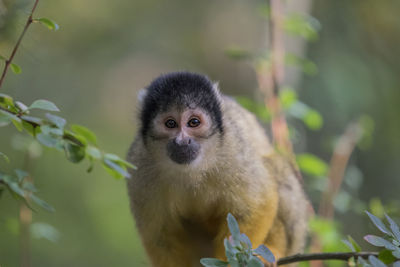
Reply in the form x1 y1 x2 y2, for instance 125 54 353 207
277 252 379 266
0 0 40 88
319 122 363 218
0 106 84 147
255 0 303 182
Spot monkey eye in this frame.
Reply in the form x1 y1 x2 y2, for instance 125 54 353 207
187 118 201 128
165 119 178 128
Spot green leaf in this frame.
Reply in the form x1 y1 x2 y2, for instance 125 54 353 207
236 97 270 123
227 213 241 243
0 93 14 107
296 153 328 177
87 159 94 173
385 214 400 241
36 133 59 148
30 194 55 212
247 256 264 267
22 182 37 193
358 257 370 266
29 100 59 112
0 55 6 61
303 109 323 130
64 143 85 163
0 152 9 163
64 130 87 146
22 121 35 136
3 177 25 197
86 146 102 160
31 222 60 243
104 153 136 169
342 239 355 252
12 118 23 131
10 63 22 74
393 250 400 259
348 235 362 252
36 18 60 31
378 249 397 264
366 211 391 235
280 89 298 109
239 233 252 248
0 109 20 122
368 255 387 267
254 245 275 263
224 238 238 262
200 258 229 267
71 124 97 145
15 169 28 183
21 115 43 125
15 101 29 113
103 159 129 179
285 53 318 76
45 113 66 129
284 14 320 41
287 102 323 130
364 235 397 250
224 45 252 61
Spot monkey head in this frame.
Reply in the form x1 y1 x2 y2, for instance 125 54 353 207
138 72 224 170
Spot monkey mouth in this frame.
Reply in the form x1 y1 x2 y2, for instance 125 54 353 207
167 143 200 165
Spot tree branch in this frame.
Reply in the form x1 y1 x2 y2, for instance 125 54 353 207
277 252 379 265
0 106 84 147
0 0 40 88
318 122 363 218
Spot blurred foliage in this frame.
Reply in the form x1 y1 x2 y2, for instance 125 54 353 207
0 0 399 266
343 212 400 266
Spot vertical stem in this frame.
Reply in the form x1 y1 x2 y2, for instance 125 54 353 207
263 0 293 156
19 202 32 267
318 123 362 218
0 0 39 89
256 0 302 180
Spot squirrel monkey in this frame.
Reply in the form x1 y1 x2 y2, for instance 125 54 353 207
127 72 309 267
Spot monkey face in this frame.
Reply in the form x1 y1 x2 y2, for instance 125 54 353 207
148 107 215 165
138 72 224 170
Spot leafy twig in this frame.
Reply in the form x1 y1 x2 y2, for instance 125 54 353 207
277 252 379 265
0 0 40 88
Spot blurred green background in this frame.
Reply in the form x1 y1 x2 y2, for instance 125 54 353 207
1 0 400 266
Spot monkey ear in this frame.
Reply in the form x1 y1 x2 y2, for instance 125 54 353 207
212 82 223 102
137 88 148 105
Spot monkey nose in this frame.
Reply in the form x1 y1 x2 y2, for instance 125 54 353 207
175 137 192 146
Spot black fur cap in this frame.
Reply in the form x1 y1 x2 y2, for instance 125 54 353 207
140 72 224 138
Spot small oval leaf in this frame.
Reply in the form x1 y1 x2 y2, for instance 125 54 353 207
10 63 22 74
71 124 97 145
254 245 275 263
364 235 397 250
368 255 387 267
36 18 60 31
227 213 241 243
45 113 66 129
29 100 60 112
366 211 391 235
385 213 400 242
